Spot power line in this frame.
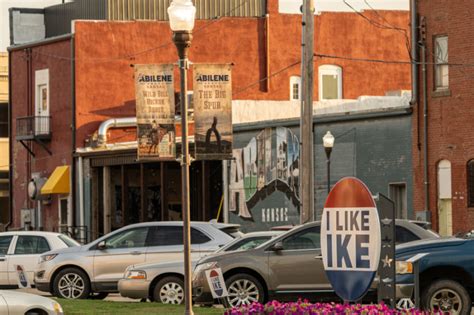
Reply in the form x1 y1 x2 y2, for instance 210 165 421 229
30 0 253 64
233 60 302 95
342 0 412 59
315 52 474 67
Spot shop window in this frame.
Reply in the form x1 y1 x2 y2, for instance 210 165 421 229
0 105 7 138
318 65 342 100
468 160 474 207
289 76 301 101
434 36 449 90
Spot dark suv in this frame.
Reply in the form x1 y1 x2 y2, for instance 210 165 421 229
396 237 474 314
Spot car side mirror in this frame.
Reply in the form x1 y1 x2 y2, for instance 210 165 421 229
271 241 283 251
97 241 107 250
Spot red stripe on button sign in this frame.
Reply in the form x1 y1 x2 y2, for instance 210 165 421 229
324 177 376 208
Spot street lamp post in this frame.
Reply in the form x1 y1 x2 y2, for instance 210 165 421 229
322 131 335 194
168 1 196 314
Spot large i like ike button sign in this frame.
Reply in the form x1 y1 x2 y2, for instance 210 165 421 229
321 177 381 302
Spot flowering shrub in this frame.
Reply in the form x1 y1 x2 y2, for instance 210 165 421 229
224 300 439 315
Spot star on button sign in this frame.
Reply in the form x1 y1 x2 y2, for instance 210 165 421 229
381 255 393 268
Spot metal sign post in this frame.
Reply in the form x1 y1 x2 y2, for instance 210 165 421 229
376 193 396 308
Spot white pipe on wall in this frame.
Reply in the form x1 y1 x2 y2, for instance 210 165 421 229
78 156 85 242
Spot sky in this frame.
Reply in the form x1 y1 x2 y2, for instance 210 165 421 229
0 0 409 51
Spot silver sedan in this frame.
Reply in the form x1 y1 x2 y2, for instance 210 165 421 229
0 290 63 315
118 231 282 304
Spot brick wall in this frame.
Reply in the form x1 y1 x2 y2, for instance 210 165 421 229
413 0 474 234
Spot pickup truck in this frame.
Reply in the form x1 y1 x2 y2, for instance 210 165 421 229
396 237 474 314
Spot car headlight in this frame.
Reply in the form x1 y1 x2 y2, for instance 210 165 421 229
52 301 64 315
396 261 413 274
193 261 219 282
125 270 147 280
39 254 58 264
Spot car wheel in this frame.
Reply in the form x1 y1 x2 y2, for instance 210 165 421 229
422 279 471 315
89 292 109 300
153 276 185 305
224 273 264 308
53 267 91 299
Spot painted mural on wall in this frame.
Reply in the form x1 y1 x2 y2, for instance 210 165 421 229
229 127 300 231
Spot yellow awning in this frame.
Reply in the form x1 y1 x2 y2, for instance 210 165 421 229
41 166 70 195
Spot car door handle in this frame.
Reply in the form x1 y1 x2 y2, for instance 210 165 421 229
0 258 5 262
131 251 143 255
314 255 323 260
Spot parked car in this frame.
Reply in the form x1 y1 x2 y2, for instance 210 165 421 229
0 231 79 288
192 220 439 307
396 237 474 314
118 231 282 304
394 220 439 244
0 290 63 315
273 220 439 245
35 221 239 299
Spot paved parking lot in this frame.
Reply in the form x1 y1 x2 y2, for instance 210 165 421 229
18 288 135 302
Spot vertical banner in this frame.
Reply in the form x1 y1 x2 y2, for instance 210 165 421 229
135 64 176 160
193 64 233 160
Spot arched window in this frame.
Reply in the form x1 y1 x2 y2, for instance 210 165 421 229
289 76 301 101
318 65 342 100
468 160 474 207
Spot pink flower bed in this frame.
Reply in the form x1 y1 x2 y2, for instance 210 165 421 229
224 300 439 315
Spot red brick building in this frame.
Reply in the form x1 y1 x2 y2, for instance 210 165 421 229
413 1 474 235
9 0 411 239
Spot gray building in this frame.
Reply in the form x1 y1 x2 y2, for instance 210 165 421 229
227 92 412 232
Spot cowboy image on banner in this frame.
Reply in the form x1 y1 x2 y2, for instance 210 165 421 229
205 268 228 299
193 64 233 160
135 64 176 160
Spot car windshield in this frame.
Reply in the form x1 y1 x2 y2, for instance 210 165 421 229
58 234 80 247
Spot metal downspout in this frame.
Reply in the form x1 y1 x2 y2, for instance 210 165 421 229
6 51 12 230
421 41 429 214
410 0 420 150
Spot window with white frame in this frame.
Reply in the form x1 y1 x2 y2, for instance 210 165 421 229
434 35 448 90
34 69 50 135
289 76 301 101
318 65 342 100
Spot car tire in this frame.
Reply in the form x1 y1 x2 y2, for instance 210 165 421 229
89 292 109 300
422 279 471 315
224 273 265 308
153 276 185 305
53 267 91 299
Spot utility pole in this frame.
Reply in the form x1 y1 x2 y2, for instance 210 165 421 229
300 0 315 223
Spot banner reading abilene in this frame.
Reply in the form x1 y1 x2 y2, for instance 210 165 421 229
135 64 176 161
193 64 233 160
